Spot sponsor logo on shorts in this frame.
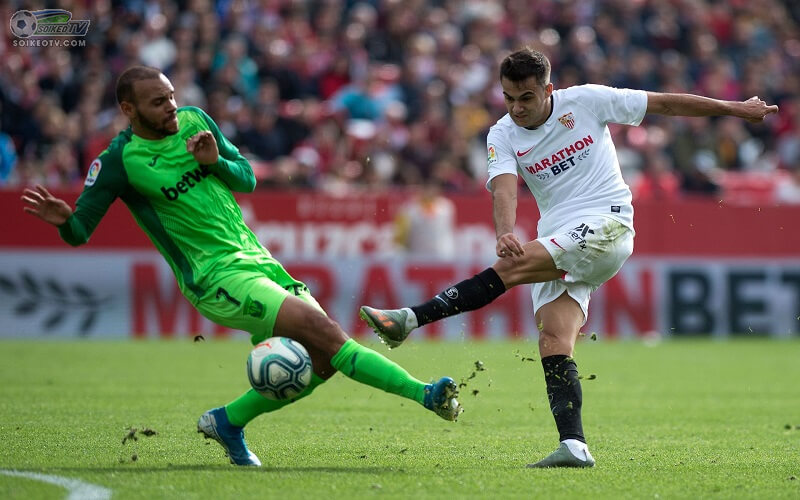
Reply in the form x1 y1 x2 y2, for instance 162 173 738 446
567 223 594 250
549 238 566 251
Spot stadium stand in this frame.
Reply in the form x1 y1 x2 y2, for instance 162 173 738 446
1 0 798 204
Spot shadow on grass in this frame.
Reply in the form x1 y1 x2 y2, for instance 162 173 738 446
21 465 408 474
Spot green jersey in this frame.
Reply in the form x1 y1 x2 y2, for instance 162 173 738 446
59 106 262 302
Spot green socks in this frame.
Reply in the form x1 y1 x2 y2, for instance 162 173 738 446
225 339 427 427
225 373 325 427
330 339 426 404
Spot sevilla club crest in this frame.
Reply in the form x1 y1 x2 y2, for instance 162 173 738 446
558 112 575 129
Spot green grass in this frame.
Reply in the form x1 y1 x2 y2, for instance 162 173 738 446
1 338 799 499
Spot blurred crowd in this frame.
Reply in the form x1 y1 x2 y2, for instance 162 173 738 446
1 0 800 203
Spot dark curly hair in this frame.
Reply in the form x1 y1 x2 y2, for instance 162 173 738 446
500 48 551 87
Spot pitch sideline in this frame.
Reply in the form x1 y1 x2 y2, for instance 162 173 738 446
0 469 112 499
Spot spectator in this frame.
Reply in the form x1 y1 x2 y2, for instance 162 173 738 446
632 152 681 201
394 182 456 258
774 166 800 204
138 13 177 71
330 65 401 121
0 124 18 186
239 105 291 161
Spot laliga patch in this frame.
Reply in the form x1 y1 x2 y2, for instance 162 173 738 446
487 143 497 164
85 158 102 186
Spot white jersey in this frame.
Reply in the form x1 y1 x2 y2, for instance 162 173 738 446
486 84 647 235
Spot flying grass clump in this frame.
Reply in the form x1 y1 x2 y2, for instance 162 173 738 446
514 349 537 362
459 360 487 391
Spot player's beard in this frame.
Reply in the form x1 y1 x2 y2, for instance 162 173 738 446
135 110 179 138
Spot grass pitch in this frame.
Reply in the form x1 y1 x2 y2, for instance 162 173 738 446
0 337 798 499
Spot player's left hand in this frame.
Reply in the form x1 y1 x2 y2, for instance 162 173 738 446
739 96 779 123
496 232 525 258
186 131 219 165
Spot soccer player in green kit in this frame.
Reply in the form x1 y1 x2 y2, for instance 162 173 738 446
21 66 462 466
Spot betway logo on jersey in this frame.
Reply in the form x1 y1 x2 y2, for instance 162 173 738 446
523 135 593 178
161 165 211 201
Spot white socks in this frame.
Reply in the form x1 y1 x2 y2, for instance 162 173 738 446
562 439 591 460
401 307 418 331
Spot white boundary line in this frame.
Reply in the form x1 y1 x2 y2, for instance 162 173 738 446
0 469 111 499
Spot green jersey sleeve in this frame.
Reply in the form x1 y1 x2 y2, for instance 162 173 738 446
58 131 132 246
189 107 256 193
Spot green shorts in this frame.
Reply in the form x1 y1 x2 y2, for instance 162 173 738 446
195 255 323 345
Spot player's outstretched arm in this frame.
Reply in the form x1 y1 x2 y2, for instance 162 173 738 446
21 185 73 226
646 93 779 123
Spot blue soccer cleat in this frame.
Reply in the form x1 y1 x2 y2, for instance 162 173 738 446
197 407 261 466
423 377 463 421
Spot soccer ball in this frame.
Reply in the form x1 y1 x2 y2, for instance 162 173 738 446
10 10 37 38
247 337 312 400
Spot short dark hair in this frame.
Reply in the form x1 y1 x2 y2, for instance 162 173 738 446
116 66 163 104
500 48 551 87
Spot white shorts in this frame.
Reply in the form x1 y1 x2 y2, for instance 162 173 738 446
532 216 634 324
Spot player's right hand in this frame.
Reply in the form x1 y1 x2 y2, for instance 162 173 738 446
21 185 73 226
496 232 525 258
740 96 779 123
186 131 220 165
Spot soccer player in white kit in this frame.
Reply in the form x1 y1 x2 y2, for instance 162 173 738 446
360 48 778 468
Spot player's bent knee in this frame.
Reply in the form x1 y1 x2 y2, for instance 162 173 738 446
538 329 575 356
496 264 562 287
276 296 348 355
494 248 561 287
304 311 349 352
492 259 515 284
